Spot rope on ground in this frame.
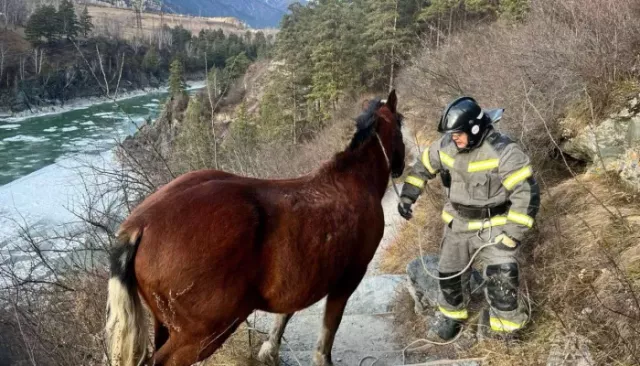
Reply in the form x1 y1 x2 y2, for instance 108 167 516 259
401 327 466 365
281 335 302 366
398 356 487 366
359 355 379 366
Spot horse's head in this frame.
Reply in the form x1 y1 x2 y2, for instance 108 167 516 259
378 90 406 178
356 91 405 178
352 90 405 178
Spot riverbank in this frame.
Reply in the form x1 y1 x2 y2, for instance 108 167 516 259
0 80 207 123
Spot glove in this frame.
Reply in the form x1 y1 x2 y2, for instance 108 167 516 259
398 199 413 220
493 233 519 250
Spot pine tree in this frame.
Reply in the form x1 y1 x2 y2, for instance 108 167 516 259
231 101 257 149
25 7 46 46
25 5 60 45
418 0 496 36
143 47 160 74
58 0 79 40
169 59 186 98
499 0 530 21
174 97 216 171
223 52 251 82
79 6 94 37
364 0 410 90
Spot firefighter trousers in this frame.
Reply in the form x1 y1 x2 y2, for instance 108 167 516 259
437 225 528 333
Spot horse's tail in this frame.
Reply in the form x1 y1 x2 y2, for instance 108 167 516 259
105 228 149 366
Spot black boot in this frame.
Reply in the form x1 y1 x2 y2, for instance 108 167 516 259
428 311 463 341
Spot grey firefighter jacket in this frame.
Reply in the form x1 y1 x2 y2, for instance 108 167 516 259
401 129 541 242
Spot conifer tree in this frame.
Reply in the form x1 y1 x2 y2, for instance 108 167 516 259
58 0 79 40
79 6 94 37
25 5 60 45
169 59 186 98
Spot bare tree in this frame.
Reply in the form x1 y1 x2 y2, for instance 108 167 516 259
0 42 6 82
32 48 44 76
18 56 25 80
2 0 27 28
2 0 8 29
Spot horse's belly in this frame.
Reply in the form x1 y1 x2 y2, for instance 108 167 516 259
259 280 333 313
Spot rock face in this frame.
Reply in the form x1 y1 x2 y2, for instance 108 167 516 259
406 255 484 314
560 95 640 192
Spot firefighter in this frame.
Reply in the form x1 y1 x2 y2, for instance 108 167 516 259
398 96 540 340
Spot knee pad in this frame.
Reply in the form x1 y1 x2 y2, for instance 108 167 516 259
486 263 519 311
439 273 463 306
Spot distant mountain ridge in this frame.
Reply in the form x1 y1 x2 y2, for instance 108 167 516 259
104 0 307 28
164 0 308 28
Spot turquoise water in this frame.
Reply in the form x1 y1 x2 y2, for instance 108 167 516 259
0 93 168 186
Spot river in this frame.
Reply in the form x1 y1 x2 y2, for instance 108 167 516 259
0 84 203 277
0 93 168 186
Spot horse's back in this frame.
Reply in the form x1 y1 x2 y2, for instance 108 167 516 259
123 170 385 319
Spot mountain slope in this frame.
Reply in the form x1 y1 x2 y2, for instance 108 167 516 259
161 0 307 28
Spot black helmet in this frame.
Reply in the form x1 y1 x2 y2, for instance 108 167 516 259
438 96 491 150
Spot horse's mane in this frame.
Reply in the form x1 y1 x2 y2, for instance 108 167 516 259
319 99 383 174
348 99 383 151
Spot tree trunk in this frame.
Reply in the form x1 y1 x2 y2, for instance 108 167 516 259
292 77 297 145
388 0 399 92
448 5 454 37
0 43 5 82
2 0 7 29
19 57 25 80
204 47 219 169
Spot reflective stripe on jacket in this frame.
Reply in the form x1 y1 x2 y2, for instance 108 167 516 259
401 129 540 241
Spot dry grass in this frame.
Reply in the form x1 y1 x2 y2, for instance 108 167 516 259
388 3 640 360
202 322 267 366
382 174 640 365
398 0 640 169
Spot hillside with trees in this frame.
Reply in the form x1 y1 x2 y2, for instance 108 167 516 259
0 0 272 115
2 0 640 365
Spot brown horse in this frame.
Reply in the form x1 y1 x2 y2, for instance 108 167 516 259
105 90 406 366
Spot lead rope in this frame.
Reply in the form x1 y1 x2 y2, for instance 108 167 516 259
422 208 498 281
377 132 499 280
375 133 402 199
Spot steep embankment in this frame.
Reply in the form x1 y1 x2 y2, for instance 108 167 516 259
377 0 640 363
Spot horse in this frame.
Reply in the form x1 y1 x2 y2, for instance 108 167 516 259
105 90 406 366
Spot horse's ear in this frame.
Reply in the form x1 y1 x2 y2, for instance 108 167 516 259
361 99 371 112
386 89 397 114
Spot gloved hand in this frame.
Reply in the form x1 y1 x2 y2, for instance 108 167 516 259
398 199 413 220
493 233 520 250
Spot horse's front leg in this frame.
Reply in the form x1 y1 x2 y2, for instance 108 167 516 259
313 290 353 366
257 313 294 365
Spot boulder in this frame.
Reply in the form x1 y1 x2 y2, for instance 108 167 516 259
561 115 634 164
619 148 640 192
561 94 640 192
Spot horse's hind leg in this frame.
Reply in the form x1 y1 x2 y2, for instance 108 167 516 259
257 313 294 365
151 320 241 366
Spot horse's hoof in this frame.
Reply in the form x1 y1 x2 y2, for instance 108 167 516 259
312 352 334 366
257 341 279 365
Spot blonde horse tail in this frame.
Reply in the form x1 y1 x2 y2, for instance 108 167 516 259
105 229 149 366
